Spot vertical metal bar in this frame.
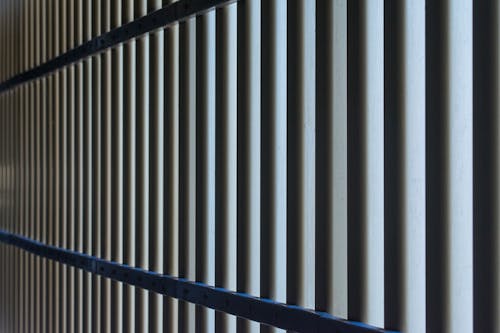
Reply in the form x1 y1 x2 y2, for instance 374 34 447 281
101 0 112 330
179 15 196 333
215 4 237 333
17 86 23 333
14 87 19 333
67 0 76 330
47 72 54 333
60 68 68 333
149 0 164 331
74 1 84 331
363 0 385 326
236 0 260 331
34 0 42 323
400 0 426 331
347 0 384 326
196 10 216 333
261 1 287 331
40 77 47 333
315 0 348 319
82 0 93 332
91 0 102 331
123 0 135 331
29 81 35 333
446 1 473 332
287 0 315 311
164 1 179 330
67 64 76 333
24 83 30 333
40 0 48 331
136 0 149 330
111 0 124 331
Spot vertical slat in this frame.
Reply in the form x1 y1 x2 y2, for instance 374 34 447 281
101 0 112 331
18 86 23 333
196 10 216 333
111 0 124 331
261 1 287 332
447 1 473 332
91 0 102 331
52 1 59 331
164 1 180 331
59 0 69 331
215 4 237 333
179 15 196 333
40 1 48 331
28 1 34 332
401 0 426 331
149 1 164 331
41 77 48 333
60 69 68 333
54 70 61 333
236 1 260 331
315 0 348 319
29 81 35 333
287 0 315 310
67 44 76 333
82 0 93 332
67 0 76 330
74 1 84 332
347 0 385 326
14 88 19 333
363 0 384 326
123 0 136 331
47 73 54 333
136 0 149 330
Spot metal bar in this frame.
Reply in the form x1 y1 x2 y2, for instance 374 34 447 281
0 229 393 333
261 2 287 332
111 0 124 331
163 2 179 331
236 0 261 331
215 4 237 332
315 0 348 319
122 0 136 331
196 10 216 333
136 0 149 330
149 0 164 331
287 0 316 311
179 14 196 333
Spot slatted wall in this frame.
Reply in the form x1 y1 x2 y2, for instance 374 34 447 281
0 0 498 333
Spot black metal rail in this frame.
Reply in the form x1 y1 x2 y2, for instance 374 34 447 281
0 229 394 333
0 0 236 93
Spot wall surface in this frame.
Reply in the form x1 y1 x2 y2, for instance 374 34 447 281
0 0 498 332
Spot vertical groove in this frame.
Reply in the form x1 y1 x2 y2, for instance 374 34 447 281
473 1 499 332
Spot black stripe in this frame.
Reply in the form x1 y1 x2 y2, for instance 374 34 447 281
0 0 237 93
0 229 393 333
